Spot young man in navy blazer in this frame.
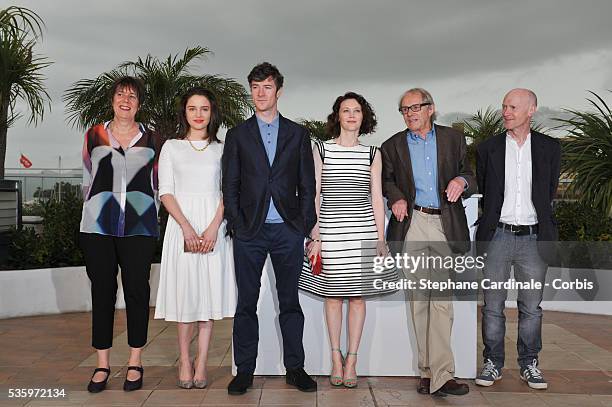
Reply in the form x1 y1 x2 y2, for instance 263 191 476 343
222 62 317 395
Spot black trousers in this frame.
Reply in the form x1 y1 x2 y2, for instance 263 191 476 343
232 223 305 374
80 233 157 350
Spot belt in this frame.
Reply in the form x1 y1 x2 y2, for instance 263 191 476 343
414 205 441 215
497 222 538 235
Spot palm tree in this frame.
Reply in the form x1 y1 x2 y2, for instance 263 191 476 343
0 6 43 37
555 91 612 215
0 6 51 178
462 107 505 168
63 46 252 138
298 119 331 141
463 107 546 168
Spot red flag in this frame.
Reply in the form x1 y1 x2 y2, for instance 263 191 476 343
19 154 32 168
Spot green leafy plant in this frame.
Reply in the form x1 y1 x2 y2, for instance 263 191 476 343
0 6 51 178
38 187 84 266
464 107 505 142
298 119 332 141
555 200 611 241
553 200 610 269
3 226 43 269
555 91 612 215
63 46 252 138
2 183 84 269
463 107 505 169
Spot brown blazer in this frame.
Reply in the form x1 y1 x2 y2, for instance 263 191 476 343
380 124 477 254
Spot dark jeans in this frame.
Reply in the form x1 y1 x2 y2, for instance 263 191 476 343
481 227 547 368
232 223 305 374
80 233 157 350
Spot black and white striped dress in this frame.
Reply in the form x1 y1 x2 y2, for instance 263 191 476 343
299 140 398 297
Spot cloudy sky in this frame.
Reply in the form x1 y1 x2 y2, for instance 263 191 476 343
5 0 612 169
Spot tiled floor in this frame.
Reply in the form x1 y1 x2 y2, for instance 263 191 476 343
0 308 611 406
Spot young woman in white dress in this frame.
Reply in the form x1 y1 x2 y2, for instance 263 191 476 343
155 87 236 389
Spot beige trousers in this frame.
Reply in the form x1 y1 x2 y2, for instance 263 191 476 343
403 210 455 393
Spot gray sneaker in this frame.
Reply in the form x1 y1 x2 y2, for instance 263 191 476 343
520 359 548 390
475 359 502 386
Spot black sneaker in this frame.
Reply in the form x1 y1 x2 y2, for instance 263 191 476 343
227 372 254 395
286 368 317 392
475 359 503 387
520 359 548 390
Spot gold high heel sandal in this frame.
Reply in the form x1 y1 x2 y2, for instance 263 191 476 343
329 348 344 386
343 352 358 388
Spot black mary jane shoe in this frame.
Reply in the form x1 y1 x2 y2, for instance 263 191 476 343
123 366 144 392
87 367 110 393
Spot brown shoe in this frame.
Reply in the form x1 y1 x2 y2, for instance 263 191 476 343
433 379 469 396
417 378 430 394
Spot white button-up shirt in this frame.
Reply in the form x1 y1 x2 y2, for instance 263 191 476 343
499 133 538 226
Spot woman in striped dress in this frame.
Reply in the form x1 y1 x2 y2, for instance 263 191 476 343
299 92 397 388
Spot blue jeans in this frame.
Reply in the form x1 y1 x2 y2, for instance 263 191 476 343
481 227 547 368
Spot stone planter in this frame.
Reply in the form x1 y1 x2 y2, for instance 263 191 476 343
0 264 160 319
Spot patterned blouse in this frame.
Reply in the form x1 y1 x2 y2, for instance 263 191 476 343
80 121 161 237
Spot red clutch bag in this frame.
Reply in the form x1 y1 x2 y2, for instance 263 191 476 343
305 240 322 275
309 253 322 275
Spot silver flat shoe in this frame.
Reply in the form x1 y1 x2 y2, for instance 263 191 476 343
193 378 207 389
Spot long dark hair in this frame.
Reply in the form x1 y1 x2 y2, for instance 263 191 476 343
326 91 377 137
176 87 222 142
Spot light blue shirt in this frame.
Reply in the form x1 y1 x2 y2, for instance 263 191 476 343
407 127 440 208
256 114 283 223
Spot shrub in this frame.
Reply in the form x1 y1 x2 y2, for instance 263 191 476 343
3 227 44 269
2 186 84 269
556 91 612 215
38 188 84 266
554 200 611 241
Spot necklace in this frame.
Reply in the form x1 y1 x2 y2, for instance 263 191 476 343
187 138 210 152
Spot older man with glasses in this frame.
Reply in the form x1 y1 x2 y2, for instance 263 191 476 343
380 88 476 397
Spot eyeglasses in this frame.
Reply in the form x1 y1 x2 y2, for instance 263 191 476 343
398 103 431 114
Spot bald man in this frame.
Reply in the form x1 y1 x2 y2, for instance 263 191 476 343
475 89 560 390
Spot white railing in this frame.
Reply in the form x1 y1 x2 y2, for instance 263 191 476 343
4 168 82 202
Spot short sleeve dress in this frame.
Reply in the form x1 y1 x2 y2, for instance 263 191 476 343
154 140 237 322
